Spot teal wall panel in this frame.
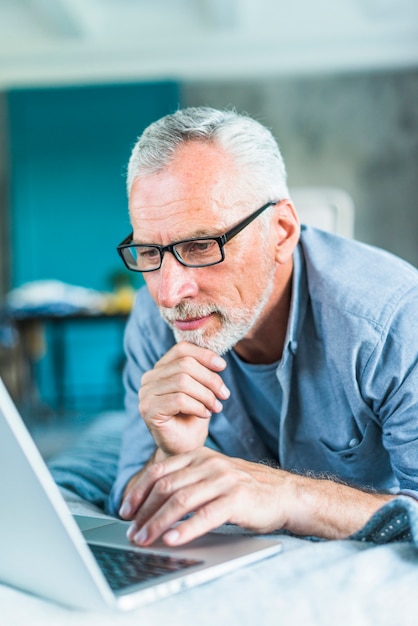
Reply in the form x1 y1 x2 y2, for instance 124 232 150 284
7 81 179 290
7 82 180 412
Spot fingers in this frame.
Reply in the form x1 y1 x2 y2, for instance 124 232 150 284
155 341 227 373
121 453 191 520
127 481 225 547
129 494 231 548
138 342 231 454
122 450 224 543
162 496 231 546
140 342 230 418
122 450 254 547
140 358 229 419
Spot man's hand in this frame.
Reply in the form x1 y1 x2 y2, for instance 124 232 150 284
138 341 230 455
120 447 393 546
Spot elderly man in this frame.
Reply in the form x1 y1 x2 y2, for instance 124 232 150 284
108 107 418 547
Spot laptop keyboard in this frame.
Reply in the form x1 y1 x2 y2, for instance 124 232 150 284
89 544 203 591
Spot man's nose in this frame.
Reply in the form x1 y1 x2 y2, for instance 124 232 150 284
156 251 199 308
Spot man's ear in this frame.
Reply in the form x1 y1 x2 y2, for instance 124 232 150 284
273 200 300 264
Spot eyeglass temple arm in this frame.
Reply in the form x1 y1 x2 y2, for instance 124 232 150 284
220 201 277 245
118 231 134 247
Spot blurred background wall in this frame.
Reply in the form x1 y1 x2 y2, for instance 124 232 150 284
0 0 417 422
183 69 418 266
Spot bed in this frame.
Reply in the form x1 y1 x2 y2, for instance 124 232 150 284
2 410 418 626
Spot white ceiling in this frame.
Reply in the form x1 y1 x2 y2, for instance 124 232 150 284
0 0 417 89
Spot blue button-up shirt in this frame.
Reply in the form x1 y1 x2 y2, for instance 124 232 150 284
108 226 418 515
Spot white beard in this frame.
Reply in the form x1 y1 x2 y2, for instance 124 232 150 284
159 267 276 355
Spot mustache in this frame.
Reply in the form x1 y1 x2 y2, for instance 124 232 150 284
159 302 222 324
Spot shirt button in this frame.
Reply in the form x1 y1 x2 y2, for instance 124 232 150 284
348 438 359 448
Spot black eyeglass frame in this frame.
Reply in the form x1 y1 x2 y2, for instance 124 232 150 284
116 200 278 273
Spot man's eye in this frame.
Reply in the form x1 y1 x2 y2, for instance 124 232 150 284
187 240 216 254
138 247 159 259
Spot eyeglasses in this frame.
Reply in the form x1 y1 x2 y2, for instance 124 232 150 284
116 200 278 273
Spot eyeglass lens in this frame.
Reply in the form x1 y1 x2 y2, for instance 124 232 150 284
122 238 223 271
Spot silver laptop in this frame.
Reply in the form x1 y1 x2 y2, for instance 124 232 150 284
0 378 282 611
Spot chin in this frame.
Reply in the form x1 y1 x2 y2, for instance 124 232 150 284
173 328 238 356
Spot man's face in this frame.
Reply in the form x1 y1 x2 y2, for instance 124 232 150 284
128 142 281 355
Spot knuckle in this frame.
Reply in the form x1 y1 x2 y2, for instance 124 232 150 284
205 454 227 474
140 370 152 387
175 341 191 357
178 355 198 374
171 489 191 510
196 503 213 524
230 481 247 501
174 371 191 389
154 475 173 497
145 462 165 481
138 395 150 415
172 392 191 413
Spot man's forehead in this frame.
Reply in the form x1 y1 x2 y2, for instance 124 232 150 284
129 171 248 239
130 198 237 244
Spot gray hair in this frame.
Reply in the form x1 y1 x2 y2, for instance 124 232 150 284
126 107 289 207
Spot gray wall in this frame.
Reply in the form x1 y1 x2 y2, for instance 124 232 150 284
183 68 418 267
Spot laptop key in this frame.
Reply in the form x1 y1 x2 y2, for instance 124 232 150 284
89 544 202 591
